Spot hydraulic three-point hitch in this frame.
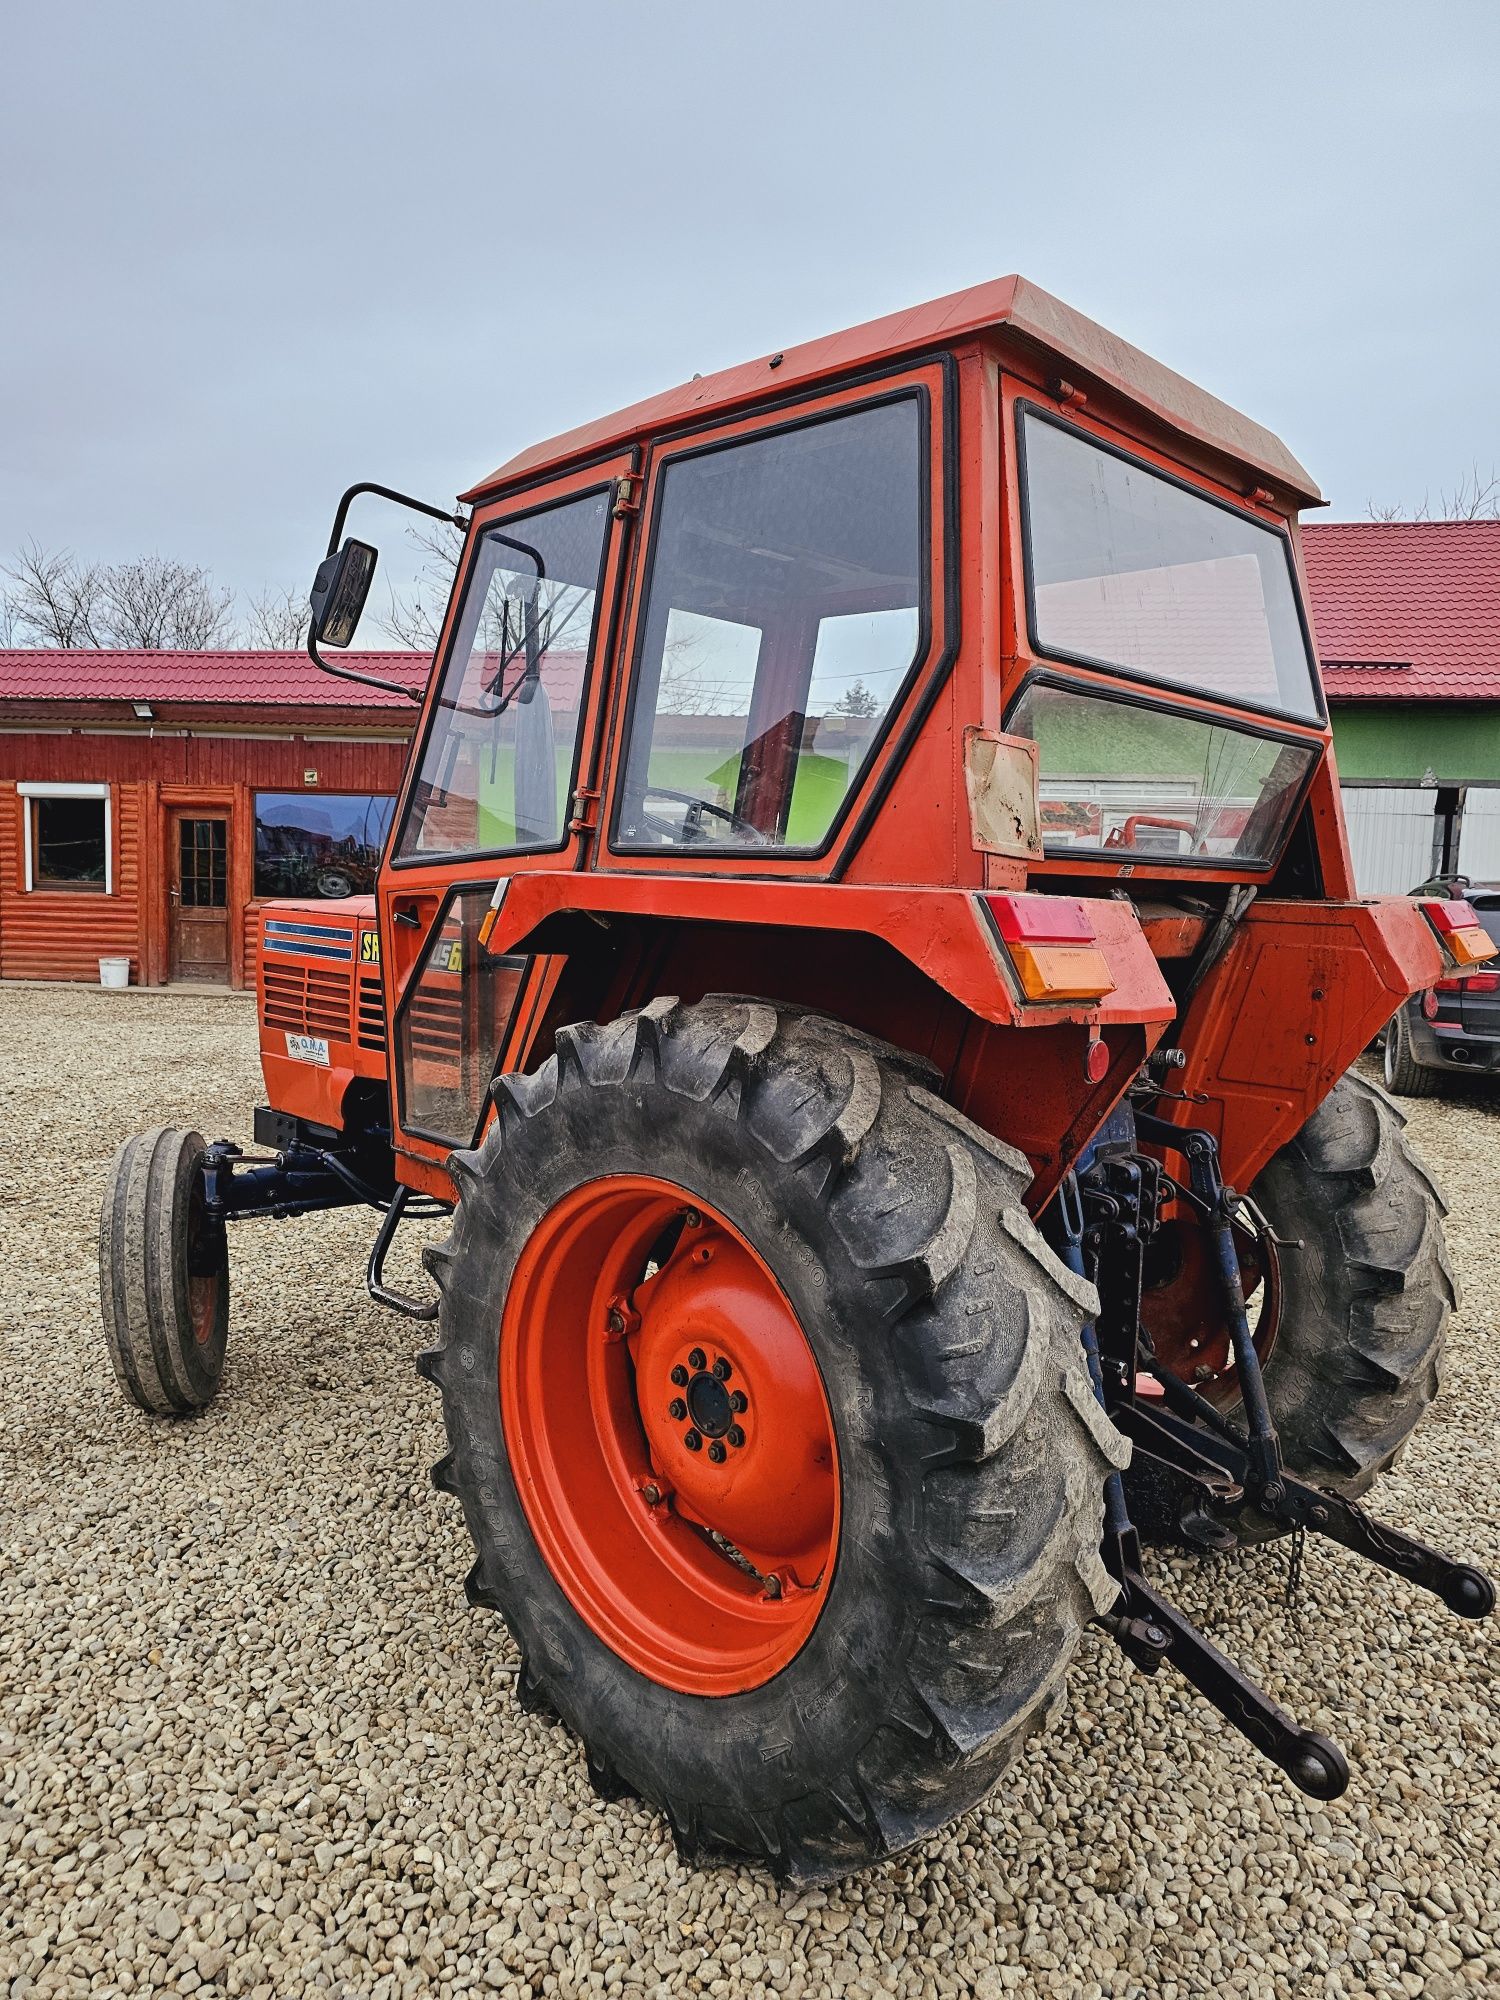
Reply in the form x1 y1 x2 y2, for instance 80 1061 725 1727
1055 1090 1494 1800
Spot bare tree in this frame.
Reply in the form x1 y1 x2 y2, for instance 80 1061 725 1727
243 585 310 649
2 540 107 646
101 556 235 649
384 521 464 650
1366 464 1500 522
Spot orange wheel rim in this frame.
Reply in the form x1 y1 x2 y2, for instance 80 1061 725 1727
187 1272 219 1345
500 1175 840 1695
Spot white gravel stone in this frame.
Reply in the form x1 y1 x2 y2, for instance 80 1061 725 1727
0 988 1495 1999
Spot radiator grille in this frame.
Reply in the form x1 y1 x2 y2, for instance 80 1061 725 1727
262 959 354 1042
357 971 387 1053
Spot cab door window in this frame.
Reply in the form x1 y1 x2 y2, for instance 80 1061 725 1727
394 884 528 1146
612 396 925 853
396 488 612 859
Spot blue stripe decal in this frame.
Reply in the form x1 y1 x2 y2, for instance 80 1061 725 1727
263 938 352 961
264 920 354 941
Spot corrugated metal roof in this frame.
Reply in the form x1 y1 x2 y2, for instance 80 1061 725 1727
1305 521 1500 700
0 649 428 707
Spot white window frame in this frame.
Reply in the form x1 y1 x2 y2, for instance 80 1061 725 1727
18 781 113 894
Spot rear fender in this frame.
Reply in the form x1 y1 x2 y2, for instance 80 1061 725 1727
1172 896 1446 1188
488 872 1175 1033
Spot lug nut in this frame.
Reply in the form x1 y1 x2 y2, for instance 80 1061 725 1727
641 1483 662 1506
683 1208 701 1227
712 1356 731 1381
727 1425 745 1448
670 1365 689 1386
606 1306 626 1334
707 1440 726 1463
668 1398 686 1420
688 1348 706 1371
730 1390 747 1412
684 1429 702 1451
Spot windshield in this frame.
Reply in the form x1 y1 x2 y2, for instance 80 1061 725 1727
395 489 611 859
1008 681 1315 865
1019 411 1320 722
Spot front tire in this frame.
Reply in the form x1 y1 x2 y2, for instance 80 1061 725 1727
99 1126 229 1414
420 998 1126 1881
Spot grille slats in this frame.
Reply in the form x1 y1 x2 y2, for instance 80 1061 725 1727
357 971 387 1054
262 958 353 1043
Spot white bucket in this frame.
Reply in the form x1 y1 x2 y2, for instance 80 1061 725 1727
99 956 130 989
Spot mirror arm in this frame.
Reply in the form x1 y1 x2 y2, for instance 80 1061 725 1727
307 481 471 705
305 633 425 705
324 481 466 557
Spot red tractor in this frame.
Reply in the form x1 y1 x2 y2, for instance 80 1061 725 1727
101 277 1494 1882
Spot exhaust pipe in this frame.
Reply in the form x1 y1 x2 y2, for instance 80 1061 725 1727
1449 1044 1473 1065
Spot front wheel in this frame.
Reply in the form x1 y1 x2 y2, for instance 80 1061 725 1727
420 999 1126 1881
99 1126 229 1414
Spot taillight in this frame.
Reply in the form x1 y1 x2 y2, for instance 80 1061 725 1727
1422 990 1440 1020
980 893 1116 1002
1464 970 1500 993
1421 898 1497 967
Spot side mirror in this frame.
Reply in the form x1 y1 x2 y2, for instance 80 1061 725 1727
309 537 378 649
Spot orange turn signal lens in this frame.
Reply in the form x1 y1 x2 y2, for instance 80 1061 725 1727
1008 941 1117 1002
1447 924 1496 967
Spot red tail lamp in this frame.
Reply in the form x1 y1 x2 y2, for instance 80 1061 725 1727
981 893 1116 1002
1421 899 1497 968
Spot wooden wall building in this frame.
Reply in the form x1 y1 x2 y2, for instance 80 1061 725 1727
0 651 422 988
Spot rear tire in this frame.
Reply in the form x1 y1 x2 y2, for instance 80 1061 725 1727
421 998 1127 1881
99 1126 229 1414
1242 1072 1453 1503
1382 1008 1440 1097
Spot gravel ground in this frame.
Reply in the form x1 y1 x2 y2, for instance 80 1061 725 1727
0 985 1495 2000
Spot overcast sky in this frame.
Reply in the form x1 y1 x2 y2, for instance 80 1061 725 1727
2 1 1497 645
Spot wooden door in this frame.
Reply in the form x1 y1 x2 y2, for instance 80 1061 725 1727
169 814 230 983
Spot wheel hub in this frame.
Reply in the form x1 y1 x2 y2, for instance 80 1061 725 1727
686 1366 733 1439
499 1174 840 1696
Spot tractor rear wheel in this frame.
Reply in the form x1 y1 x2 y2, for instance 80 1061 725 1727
420 998 1126 1881
1239 1071 1453 1509
99 1126 229 1415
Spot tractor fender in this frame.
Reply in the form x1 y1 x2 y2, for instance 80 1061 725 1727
487 871 1174 1031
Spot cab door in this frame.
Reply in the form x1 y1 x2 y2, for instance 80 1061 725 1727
377 452 636 1180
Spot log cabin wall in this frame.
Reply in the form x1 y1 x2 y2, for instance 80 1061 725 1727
0 716 413 987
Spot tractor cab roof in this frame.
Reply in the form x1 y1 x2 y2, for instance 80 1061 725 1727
465 274 1322 508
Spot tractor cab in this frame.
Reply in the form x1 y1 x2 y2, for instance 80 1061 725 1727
102 276 1494 1882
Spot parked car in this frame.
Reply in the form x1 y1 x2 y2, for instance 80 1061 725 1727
1383 876 1500 1094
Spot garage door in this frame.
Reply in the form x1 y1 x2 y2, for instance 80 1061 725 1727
1341 787 1439 894
1457 786 1500 881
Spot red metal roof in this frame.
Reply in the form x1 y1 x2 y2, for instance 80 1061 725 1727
1304 521 1500 700
0 649 428 708
468 274 1322 506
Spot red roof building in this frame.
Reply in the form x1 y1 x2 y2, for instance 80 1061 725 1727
0 651 424 987
1302 521 1500 892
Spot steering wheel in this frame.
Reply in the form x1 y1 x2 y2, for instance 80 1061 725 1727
624 784 770 847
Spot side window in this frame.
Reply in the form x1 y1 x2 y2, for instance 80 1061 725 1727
614 397 925 852
395 885 528 1145
22 784 111 891
397 488 612 859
